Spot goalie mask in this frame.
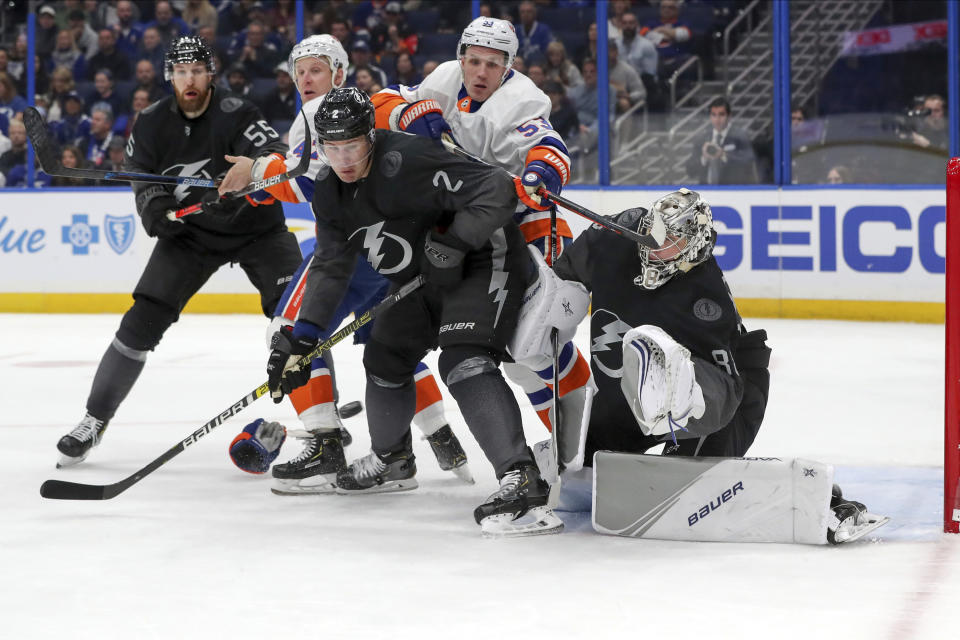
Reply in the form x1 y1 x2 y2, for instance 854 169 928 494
636 188 714 290
288 34 348 89
458 17 518 83
164 35 215 81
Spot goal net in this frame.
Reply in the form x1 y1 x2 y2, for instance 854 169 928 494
946 157 960 533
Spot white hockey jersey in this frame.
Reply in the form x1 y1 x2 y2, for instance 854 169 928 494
258 94 328 203
373 60 572 250
376 60 570 180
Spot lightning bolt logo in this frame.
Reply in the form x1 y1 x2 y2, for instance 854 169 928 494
166 159 212 202
347 221 412 275
590 308 633 379
488 270 509 327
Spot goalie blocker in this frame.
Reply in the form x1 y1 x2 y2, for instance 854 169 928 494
591 452 889 545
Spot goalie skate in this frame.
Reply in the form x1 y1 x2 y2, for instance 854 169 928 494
56 413 108 468
424 424 474 484
827 485 890 544
474 462 564 538
271 430 345 496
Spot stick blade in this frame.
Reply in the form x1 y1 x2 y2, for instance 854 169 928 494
40 479 110 501
23 106 60 173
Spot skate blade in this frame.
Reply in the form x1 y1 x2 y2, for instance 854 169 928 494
480 506 564 538
55 452 88 469
271 474 338 496
834 513 891 544
451 463 475 484
335 478 419 495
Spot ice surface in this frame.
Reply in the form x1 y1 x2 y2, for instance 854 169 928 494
3 314 958 639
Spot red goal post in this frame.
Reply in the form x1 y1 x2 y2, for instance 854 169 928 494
946 157 960 533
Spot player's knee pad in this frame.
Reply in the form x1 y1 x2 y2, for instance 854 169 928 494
116 296 180 351
438 346 500 387
362 338 421 386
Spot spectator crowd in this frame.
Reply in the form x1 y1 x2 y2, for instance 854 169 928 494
0 1 948 187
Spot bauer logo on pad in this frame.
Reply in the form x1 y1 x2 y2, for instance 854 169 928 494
104 215 135 255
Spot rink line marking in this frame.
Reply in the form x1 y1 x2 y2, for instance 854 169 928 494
885 537 956 639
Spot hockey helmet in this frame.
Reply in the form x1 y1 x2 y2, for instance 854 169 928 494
636 188 715 289
458 17 518 76
315 87 376 143
288 34 348 89
164 35 215 81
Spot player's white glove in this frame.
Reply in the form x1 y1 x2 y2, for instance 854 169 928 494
620 325 705 436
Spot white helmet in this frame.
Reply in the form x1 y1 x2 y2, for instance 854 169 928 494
458 17 518 76
637 188 715 289
288 34 348 89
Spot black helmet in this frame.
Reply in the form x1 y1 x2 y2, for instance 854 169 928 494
164 35 216 81
315 87 375 143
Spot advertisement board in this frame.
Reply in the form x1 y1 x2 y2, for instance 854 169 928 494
0 186 944 321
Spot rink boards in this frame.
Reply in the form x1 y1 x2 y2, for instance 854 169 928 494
0 186 945 321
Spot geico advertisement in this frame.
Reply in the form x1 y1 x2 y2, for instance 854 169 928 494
0 188 946 303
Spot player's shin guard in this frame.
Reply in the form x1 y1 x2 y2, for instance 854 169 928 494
286 355 352 445
86 337 147 422
444 362 529 478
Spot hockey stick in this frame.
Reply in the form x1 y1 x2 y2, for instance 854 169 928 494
440 138 665 248
167 110 313 220
547 204 563 507
39 275 426 501
24 107 221 187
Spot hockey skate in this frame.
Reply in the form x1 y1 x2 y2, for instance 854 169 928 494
424 424 474 484
474 461 564 538
336 449 418 494
271 429 346 495
56 413 109 468
827 484 890 544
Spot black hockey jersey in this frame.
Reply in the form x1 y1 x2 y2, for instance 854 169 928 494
554 210 744 456
126 87 288 252
299 130 520 331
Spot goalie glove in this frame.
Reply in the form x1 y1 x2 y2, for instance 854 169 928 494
266 322 320 402
620 325 705 438
397 99 458 145
229 418 287 474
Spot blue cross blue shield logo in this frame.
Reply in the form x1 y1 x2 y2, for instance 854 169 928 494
61 214 99 255
104 215 135 255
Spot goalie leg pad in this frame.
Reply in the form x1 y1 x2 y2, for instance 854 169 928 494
592 452 835 544
621 325 705 436
229 419 287 474
509 246 590 363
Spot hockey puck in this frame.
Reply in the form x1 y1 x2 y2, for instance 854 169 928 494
339 401 363 419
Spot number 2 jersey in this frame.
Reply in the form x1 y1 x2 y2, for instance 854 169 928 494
372 61 573 254
297 130 522 332
126 87 289 253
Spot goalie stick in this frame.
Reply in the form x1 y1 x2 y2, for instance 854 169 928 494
167 110 313 221
39 276 426 501
24 107 219 187
440 138 666 249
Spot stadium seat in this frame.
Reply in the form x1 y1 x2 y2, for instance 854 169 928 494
418 33 460 59
405 10 440 33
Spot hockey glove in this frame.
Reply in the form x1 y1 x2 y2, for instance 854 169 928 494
514 159 563 211
398 99 458 146
266 323 320 402
229 418 287 474
199 189 239 219
423 231 469 289
137 185 186 240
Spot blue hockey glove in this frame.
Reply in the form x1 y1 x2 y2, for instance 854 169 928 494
229 418 287 474
398 99 458 145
